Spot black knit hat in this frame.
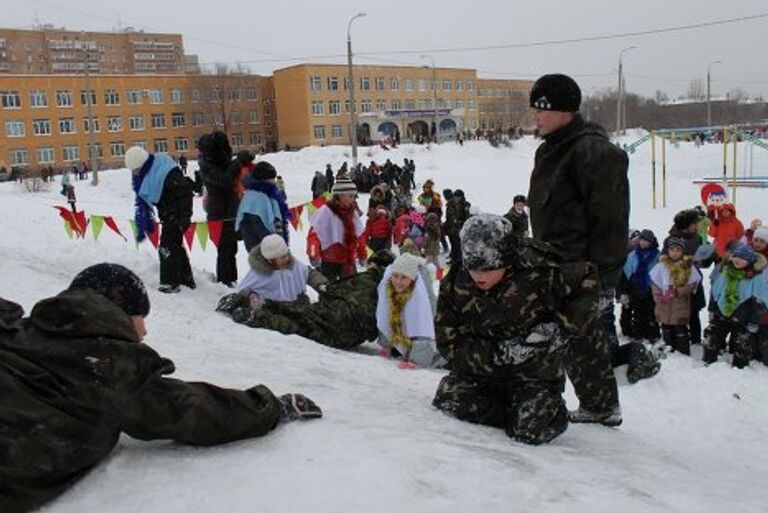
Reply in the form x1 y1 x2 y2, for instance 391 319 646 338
251 161 277 180
369 249 396 268
674 209 700 230
513 194 527 205
69 263 150 316
530 74 582 112
638 229 658 247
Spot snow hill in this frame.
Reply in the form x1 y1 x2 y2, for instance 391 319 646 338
2 136 768 513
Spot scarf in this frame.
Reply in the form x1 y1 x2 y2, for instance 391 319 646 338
242 176 292 241
328 201 359 264
131 154 156 242
387 281 415 352
721 264 748 317
631 248 659 291
663 256 693 288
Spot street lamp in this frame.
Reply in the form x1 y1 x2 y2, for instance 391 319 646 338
707 60 722 127
346 12 366 168
616 46 637 135
420 54 437 143
81 31 99 185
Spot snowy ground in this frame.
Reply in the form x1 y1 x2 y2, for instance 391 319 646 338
2 135 768 513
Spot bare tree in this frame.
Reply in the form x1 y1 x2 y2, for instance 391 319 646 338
686 79 706 100
654 89 669 105
190 63 248 135
727 87 748 102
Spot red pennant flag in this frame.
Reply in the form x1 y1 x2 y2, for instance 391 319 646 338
184 222 196 250
73 211 87 238
146 223 160 249
311 196 327 209
54 206 87 238
208 220 224 247
436 267 445 281
289 206 303 230
103 216 127 241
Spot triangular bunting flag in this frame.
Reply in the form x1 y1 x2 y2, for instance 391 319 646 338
366 245 375 259
73 211 88 238
63 219 74 239
208 220 223 247
54 206 87 239
289 206 303 230
196 222 209 250
322 191 332 200
91 215 105 241
104 216 127 241
307 202 317 215
184 222 196 250
128 220 140 249
145 223 160 249
311 196 327 209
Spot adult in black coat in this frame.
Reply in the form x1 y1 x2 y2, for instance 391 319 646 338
197 132 240 286
0 264 321 513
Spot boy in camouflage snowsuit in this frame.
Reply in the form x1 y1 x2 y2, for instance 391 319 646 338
433 214 589 445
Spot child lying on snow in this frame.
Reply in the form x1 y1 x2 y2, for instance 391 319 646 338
376 253 444 369
236 234 328 310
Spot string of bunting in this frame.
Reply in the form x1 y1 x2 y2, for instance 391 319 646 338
54 193 332 251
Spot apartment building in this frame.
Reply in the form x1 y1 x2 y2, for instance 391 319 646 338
0 27 187 75
476 78 535 131
0 73 275 169
273 63 482 149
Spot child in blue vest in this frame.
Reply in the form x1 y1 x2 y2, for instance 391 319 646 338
617 229 660 341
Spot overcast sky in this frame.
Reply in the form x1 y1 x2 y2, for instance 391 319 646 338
5 0 768 99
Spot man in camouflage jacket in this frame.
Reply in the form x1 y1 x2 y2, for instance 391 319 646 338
0 264 320 513
433 214 589 445
526 74 629 425
217 251 396 350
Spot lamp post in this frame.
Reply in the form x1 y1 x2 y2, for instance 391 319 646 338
346 12 366 169
81 31 98 185
707 60 722 127
420 54 437 143
616 46 637 135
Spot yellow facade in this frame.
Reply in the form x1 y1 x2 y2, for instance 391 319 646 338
477 78 535 131
0 73 275 169
274 63 482 148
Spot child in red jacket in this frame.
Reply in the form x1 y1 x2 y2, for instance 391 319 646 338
393 207 411 247
364 205 393 252
708 203 745 257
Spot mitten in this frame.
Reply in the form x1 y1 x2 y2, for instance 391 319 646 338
278 393 323 422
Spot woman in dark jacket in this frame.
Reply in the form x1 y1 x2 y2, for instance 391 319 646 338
197 132 240 286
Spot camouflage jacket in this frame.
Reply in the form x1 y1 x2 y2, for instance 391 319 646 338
0 290 280 513
528 115 629 288
503 208 529 237
443 197 471 237
436 237 573 382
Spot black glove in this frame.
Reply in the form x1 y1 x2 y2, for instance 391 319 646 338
278 394 323 422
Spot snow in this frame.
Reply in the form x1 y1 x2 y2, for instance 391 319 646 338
3 136 768 513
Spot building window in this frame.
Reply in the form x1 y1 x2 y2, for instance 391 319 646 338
468 100 476 110
313 125 326 139
107 116 123 132
10 148 28 165
209 88 221 102
148 89 163 104
192 112 205 127
227 88 240 101
151 114 166 129
455 100 464 109
329 100 341 116
132 140 147 150
249 110 260 124
245 87 259 100
62 145 79 162
309 76 322 92
249 132 262 146
477 88 485 97
126 89 142 105
153 139 168 152
345 100 356 113
467 80 475 91
83 117 101 133
361 99 372 113
191 89 201 103
170 88 183 104
231 134 243 147
59 118 76 134
174 138 189 152
405 79 414 91
418 79 426 92
311 101 324 116
331 124 343 139
87 143 103 159
455 80 464 91
327 76 339 91
376 99 386 111
2 91 22 108
232 111 241 124
32 119 51 136
105 89 120 105
404 99 415 110
360 77 370 90
344 77 351 91
390 78 399 91
419 99 431 110
37 147 55 164
375 77 385 91
29 90 48 108
213 113 223 127
171 112 186 128
110 141 126 157
5 120 24 137
391 99 401 110
443 79 452 91
79 90 97 106
56 90 73 107
129 115 145 131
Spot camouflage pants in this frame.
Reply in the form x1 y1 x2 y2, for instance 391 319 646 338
562 282 620 415
432 373 567 445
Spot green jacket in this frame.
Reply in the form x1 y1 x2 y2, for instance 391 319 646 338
0 290 280 513
528 115 629 288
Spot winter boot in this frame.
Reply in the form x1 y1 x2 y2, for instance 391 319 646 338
672 326 691 356
661 325 675 352
626 342 661 384
158 284 181 294
702 347 719 365
568 406 622 427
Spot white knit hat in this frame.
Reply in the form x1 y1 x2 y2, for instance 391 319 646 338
390 253 421 281
754 226 768 242
259 234 289 260
125 146 149 171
